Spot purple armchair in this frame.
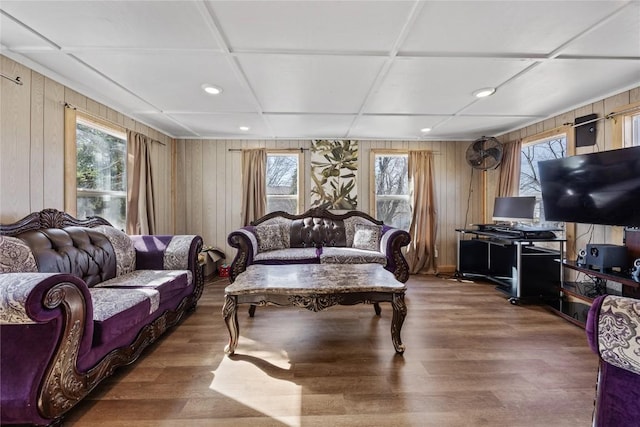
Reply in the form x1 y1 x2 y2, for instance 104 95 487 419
0 209 203 426
586 294 640 426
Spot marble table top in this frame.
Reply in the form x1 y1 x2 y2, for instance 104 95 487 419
225 264 406 295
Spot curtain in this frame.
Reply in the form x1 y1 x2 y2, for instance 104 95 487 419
405 151 437 274
241 148 266 226
497 139 522 197
126 130 156 235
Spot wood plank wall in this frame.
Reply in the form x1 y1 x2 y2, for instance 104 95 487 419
174 138 477 272
0 55 175 233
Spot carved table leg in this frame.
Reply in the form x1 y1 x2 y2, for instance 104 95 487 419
222 295 239 354
391 292 407 354
374 302 381 316
248 304 257 317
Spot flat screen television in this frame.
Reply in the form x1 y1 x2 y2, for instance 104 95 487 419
538 146 640 227
492 196 536 223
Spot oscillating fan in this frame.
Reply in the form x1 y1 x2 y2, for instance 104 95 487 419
465 136 504 170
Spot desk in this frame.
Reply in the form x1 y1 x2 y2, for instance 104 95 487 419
455 228 565 304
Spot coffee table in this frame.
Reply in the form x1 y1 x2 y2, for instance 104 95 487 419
222 263 407 354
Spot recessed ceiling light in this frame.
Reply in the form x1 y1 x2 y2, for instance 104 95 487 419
202 84 222 95
473 87 496 98
420 127 432 133
239 126 250 131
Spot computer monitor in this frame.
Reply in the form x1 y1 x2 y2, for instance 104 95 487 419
492 196 536 223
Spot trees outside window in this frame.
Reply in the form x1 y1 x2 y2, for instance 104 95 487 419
520 136 566 222
266 152 301 214
373 153 410 230
76 117 127 229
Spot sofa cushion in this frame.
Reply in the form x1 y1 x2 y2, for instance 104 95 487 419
260 218 292 248
320 247 387 265
344 216 378 247
352 224 381 251
255 224 288 252
254 247 319 263
89 287 156 346
0 236 38 274
94 225 136 277
95 270 191 305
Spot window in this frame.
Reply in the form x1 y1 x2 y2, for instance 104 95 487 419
75 115 127 229
372 153 411 230
520 135 566 223
266 151 302 214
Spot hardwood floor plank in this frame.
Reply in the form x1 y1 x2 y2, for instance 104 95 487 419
63 274 599 426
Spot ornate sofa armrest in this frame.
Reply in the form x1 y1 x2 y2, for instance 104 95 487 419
129 234 204 306
0 272 95 424
380 226 412 283
586 295 640 427
228 227 258 282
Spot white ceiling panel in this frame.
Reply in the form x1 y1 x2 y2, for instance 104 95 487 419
73 51 257 113
560 2 640 57
9 50 156 112
265 114 355 139
167 113 270 138
238 54 386 113
464 59 640 117
0 0 222 50
209 1 415 53
366 58 534 114
1 1 638 140
433 116 542 140
401 1 627 55
0 14 54 50
350 115 448 140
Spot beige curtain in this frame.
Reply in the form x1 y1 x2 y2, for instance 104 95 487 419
126 130 156 235
241 148 267 226
405 151 437 274
497 139 522 197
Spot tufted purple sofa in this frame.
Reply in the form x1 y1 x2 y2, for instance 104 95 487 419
0 209 203 426
586 294 640 426
228 208 411 284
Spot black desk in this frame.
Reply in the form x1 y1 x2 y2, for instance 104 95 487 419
455 228 566 304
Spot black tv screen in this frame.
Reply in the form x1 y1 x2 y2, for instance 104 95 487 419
492 196 536 222
539 146 640 227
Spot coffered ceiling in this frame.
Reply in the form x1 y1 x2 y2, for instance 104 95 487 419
1 1 639 140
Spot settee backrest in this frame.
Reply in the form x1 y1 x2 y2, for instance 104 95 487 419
18 227 117 286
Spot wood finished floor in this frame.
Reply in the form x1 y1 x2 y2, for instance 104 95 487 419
64 274 598 427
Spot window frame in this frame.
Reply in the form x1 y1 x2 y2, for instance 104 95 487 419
64 109 127 227
369 149 411 230
265 149 304 215
613 101 640 148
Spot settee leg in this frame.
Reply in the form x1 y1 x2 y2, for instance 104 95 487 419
374 302 381 316
248 304 256 317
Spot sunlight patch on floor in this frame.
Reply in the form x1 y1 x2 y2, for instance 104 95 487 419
210 336 302 426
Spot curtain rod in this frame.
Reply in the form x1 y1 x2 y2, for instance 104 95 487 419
228 148 308 152
568 105 640 128
1 73 22 85
65 102 166 146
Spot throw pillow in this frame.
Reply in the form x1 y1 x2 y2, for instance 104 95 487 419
95 225 136 276
0 235 38 273
352 224 381 251
255 224 288 253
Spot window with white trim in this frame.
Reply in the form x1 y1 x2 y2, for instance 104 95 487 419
75 116 127 229
520 135 567 223
266 151 302 214
373 153 410 230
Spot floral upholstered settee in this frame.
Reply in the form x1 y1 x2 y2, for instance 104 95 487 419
0 209 203 426
586 294 640 426
227 208 411 283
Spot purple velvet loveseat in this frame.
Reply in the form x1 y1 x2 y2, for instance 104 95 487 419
586 294 640 426
227 207 411 283
0 209 203 426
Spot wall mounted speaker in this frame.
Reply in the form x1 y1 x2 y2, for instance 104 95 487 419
577 249 587 266
575 114 597 147
632 258 640 281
